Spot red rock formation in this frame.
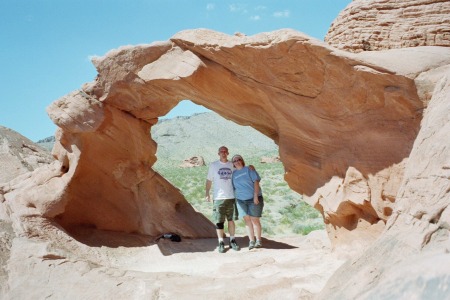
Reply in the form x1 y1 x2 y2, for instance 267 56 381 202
39 29 425 241
317 63 450 300
326 0 450 53
2 29 448 250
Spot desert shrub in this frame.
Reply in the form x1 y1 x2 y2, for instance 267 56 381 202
292 221 324 235
279 202 322 222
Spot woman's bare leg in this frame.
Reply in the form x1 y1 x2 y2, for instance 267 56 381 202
244 215 255 241
251 217 262 241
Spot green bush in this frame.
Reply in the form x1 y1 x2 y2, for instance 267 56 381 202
293 223 324 235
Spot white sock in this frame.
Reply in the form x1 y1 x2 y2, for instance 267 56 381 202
230 236 235 241
219 238 224 243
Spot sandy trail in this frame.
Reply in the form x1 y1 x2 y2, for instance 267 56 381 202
76 230 346 299
2 222 345 299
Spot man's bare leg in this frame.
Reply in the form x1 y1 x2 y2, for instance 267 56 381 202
228 220 235 236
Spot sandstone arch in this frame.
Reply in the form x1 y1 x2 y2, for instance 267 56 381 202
5 29 441 247
1 0 449 296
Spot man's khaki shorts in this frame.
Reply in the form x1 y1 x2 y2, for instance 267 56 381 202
213 198 238 223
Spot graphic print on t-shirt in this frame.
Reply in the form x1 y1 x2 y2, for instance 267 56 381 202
218 168 232 180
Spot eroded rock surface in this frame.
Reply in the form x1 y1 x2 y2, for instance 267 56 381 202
318 64 450 300
3 29 449 247
326 0 450 53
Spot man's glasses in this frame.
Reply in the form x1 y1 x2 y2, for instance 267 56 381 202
233 158 243 163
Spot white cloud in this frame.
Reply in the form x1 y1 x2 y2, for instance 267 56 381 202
250 15 261 21
229 3 247 13
273 10 290 18
254 5 266 11
206 3 215 11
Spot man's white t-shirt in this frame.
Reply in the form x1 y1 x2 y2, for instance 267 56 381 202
207 160 235 200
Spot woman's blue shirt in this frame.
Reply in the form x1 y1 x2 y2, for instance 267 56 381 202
232 166 262 200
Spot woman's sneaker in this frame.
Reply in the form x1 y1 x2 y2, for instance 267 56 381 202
230 239 240 251
255 240 262 248
249 240 256 250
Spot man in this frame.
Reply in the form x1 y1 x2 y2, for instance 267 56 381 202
206 146 240 253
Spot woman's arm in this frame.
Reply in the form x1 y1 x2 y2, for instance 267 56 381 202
253 180 260 204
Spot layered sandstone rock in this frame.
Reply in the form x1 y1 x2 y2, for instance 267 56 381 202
315 0 450 296
326 0 450 53
318 62 450 300
3 28 449 249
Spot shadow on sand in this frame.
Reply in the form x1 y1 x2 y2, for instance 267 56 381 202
67 226 156 248
157 236 298 256
65 226 298 256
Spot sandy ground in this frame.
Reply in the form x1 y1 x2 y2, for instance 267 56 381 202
74 230 346 299
1 221 346 299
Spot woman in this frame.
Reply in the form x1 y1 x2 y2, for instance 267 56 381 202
231 154 264 250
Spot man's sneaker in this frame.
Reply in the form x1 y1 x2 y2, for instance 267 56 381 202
218 241 225 253
230 239 240 251
249 240 256 250
255 240 262 248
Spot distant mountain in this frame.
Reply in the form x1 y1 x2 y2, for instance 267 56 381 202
36 136 55 151
36 112 279 165
152 112 278 164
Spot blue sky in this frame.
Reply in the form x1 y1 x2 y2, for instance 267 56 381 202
0 0 350 141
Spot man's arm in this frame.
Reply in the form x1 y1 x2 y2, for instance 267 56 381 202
205 179 212 202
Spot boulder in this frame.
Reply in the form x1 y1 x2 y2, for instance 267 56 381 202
260 156 281 164
179 156 205 168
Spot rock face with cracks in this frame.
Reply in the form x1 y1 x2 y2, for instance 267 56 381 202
317 56 450 300
325 0 450 53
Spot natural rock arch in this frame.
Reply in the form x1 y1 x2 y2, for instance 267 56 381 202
2 0 449 297
5 29 430 246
